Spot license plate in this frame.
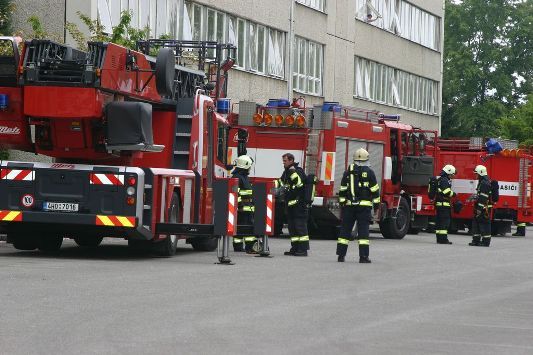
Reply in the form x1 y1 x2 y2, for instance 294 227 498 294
43 202 79 212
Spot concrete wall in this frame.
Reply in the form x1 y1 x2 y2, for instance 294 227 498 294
11 0 66 41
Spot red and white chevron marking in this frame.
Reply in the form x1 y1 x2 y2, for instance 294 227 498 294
0 169 34 181
266 194 273 234
89 173 124 186
227 192 236 236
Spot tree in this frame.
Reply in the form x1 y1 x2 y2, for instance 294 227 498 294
442 0 532 138
0 0 13 35
498 94 533 147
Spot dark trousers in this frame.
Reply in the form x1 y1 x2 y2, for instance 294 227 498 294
336 206 371 258
471 212 491 246
233 211 256 251
287 203 309 252
435 207 451 243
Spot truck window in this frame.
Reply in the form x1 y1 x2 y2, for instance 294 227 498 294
217 123 228 164
0 39 17 87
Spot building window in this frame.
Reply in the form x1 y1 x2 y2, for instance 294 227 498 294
293 36 323 96
296 0 326 12
184 1 286 79
355 0 440 51
354 56 438 115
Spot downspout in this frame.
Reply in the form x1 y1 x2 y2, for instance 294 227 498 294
287 0 295 100
438 0 445 135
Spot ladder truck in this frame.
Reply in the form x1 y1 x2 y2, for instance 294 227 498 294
0 36 273 261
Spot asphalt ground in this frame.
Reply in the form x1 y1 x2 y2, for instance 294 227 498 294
1 227 532 355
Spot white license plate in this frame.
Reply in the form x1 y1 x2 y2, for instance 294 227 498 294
43 202 79 212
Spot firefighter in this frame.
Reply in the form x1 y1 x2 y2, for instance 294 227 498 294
513 222 526 237
336 148 380 263
469 165 493 247
275 153 309 256
232 155 257 253
434 164 456 244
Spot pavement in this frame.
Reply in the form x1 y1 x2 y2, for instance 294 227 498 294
0 227 532 355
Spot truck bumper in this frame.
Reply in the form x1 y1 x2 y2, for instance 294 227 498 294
0 210 151 239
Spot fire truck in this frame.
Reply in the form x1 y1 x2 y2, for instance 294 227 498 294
437 138 533 235
227 100 533 239
227 100 438 239
0 36 272 260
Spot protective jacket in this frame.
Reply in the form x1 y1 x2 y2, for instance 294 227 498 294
275 163 306 207
435 172 455 207
232 167 254 212
338 164 380 207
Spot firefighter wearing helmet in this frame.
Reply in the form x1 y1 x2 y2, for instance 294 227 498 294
434 164 456 244
275 153 310 256
232 155 258 253
336 148 380 263
469 165 493 247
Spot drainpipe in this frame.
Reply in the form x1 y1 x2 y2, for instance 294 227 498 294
287 0 295 100
438 0 445 135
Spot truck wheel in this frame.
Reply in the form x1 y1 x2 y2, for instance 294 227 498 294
11 234 38 251
74 236 103 247
190 237 218 251
379 197 409 239
152 193 180 257
38 235 63 252
155 48 175 97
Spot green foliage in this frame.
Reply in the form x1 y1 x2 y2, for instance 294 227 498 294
442 0 532 140
27 15 47 39
0 0 13 35
66 10 150 51
0 149 8 160
498 95 533 147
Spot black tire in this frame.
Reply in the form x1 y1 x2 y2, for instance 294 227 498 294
38 235 63 252
74 236 103 247
190 237 218 251
152 193 179 257
155 48 175 97
379 197 410 239
11 234 38 251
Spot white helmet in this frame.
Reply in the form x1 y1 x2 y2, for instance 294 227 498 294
442 164 456 175
235 155 253 170
354 148 369 162
474 164 487 176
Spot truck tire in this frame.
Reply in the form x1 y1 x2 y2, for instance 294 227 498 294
11 234 38 251
38 235 63 252
190 237 218 251
155 48 175 97
152 193 179 257
379 197 409 240
74 236 103 247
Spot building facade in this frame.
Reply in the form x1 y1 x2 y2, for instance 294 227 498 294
12 0 444 131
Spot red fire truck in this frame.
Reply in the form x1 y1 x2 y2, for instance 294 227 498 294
0 37 272 260
437 138 533 235
227 100 533 239
227 100 439 239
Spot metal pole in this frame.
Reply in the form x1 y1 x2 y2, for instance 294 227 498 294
217 235 233 264
287 0 295 100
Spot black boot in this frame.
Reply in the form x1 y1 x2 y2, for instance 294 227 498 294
437 235 452 244
512 226 526 236
337 255 345 262
233 240 244 252
480 237 491 247
284 240 296 255
469 235 481 246
358 244 370 263
293 243 308 256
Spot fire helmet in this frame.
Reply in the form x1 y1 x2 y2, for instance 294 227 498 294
442 164 456 175
353 148 369 162
474 164 487 176
235 155 253 170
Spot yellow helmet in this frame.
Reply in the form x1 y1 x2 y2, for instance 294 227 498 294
235 155 253 169
353 148 369 162
442 164 456 175
474 164 487 176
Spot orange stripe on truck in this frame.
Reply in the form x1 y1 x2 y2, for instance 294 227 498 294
95 215 135 227
0 210 23 222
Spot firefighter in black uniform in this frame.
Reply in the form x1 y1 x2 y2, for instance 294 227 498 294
275 153 309 256
232 155 258 253
469 165 493 247
435 164 456 244
336 148 380 263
